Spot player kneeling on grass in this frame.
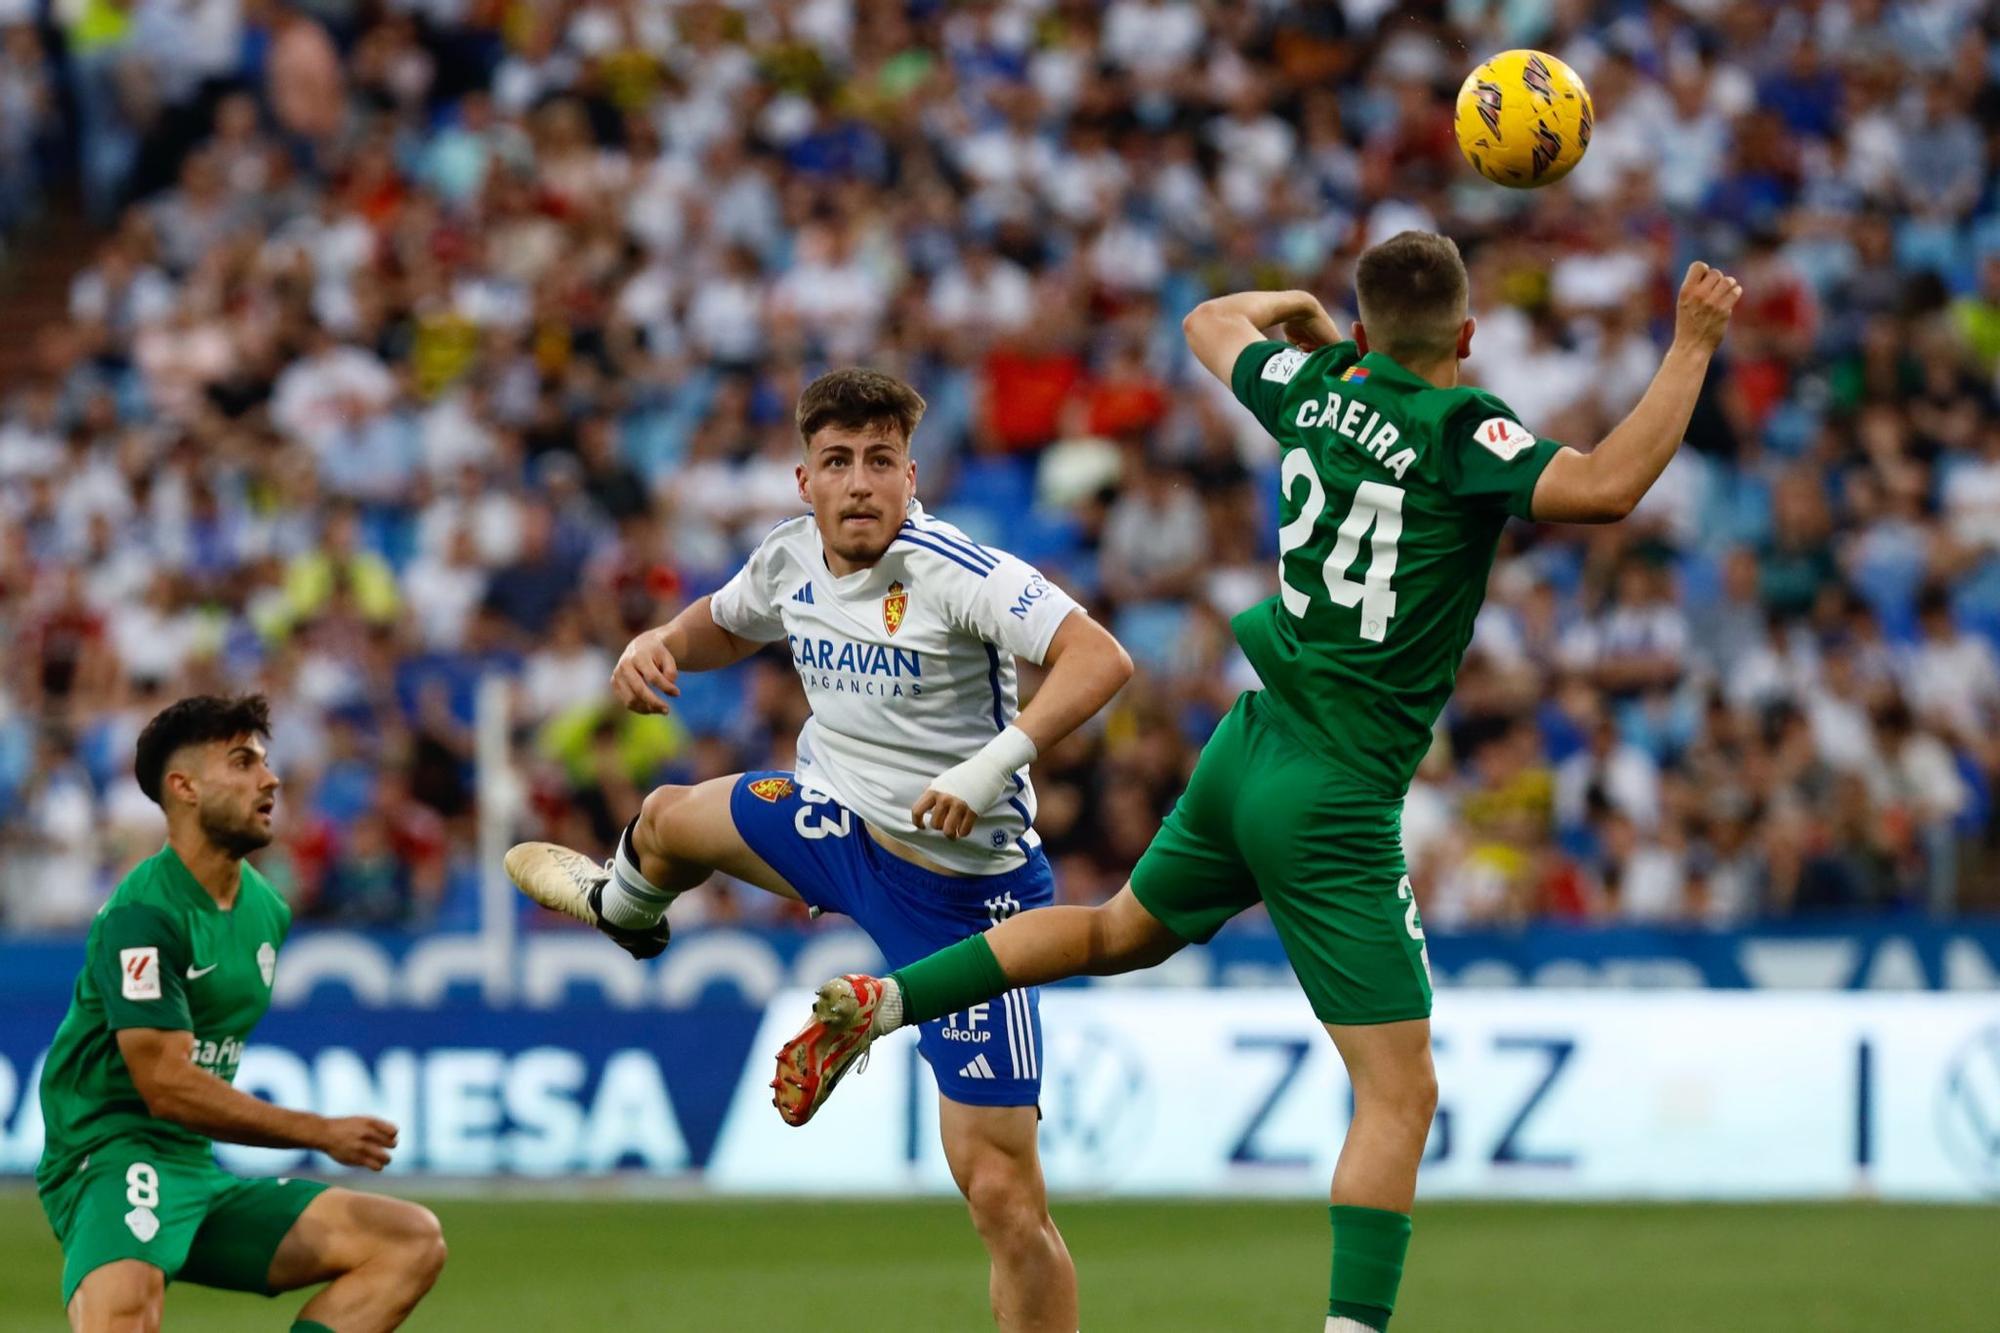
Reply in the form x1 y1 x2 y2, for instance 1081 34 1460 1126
36 694 445 1333
506 368 1133 1333
779 235 1743 1332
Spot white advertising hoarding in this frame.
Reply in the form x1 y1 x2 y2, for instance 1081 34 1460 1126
709 991 2000 1201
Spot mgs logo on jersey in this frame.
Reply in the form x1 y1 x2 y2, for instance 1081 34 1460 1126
747 776 796 803
883 580 908 635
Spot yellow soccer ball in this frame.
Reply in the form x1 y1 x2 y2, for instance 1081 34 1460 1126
1453 49 1593 189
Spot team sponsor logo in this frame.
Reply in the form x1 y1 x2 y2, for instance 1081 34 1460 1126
940 1001 994 1046
258 941 277 987
1472 78 1503 135
1530 123 1564 179
1523 54 1555 103
747 777 795 803
190 1034 246 1073
1475 417 1537 461
120 947 161 1001
883 580 908 636
1261 348 1307 384
1341 365 1371 384
1007 576 1052 620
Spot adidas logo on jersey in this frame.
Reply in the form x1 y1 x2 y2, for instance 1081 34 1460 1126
792 584 815 604
957 1053 997 1080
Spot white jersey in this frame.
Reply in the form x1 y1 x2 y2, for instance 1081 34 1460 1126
709 503 1082 874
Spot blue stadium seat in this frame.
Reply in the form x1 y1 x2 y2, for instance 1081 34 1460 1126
1112 601 1193 676
668 663 751 737
941 453 1037 515
1949 559 2000 648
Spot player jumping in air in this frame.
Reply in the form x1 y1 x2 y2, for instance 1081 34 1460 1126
37 694 445 1332
776 235 1742 1332
505 369 1133 1333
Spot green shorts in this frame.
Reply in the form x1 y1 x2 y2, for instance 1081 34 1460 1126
40 1147 327 1307
1130 690 1434 1025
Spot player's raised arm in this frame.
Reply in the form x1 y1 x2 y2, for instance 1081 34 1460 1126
117 1027 397 1170
611 593 765 715
1529 262 1742 524
1182 288 1342 385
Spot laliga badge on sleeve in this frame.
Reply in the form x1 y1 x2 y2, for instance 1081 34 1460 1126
120 947 162 1001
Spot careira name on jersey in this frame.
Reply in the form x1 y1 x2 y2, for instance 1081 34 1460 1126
1293 388 1418 480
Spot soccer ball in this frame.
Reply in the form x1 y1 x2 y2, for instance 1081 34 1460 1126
1453 49 1593 189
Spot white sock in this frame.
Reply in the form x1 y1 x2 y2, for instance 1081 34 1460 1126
868 977 904 1034
1327 1318 1380 1332
598 826 676 929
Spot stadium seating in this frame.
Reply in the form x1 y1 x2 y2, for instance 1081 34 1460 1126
0 0 1998 934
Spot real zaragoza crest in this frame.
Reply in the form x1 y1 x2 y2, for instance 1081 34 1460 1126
883 580 908 635
747 776 794 802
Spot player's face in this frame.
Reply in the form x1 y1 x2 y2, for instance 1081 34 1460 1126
798 424 917 572
186 735 281 856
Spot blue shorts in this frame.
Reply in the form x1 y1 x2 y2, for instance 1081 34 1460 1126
729 771 1052 1108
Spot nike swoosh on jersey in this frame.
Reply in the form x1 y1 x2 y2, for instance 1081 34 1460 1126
186 963 218 979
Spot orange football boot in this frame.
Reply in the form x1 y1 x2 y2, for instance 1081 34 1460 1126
771 974 891 1126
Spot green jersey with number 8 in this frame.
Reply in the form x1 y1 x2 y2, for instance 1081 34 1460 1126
36 845 292 1194
1229 338 1562 796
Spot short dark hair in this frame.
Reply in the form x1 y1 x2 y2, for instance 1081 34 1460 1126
134 694 272 806
795 368 927 451
1354 231 1470 366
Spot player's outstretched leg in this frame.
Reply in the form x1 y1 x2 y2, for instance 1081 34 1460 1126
503 839 672 960
1321 1020 1435 1333
509 775 792 960
773 886 1183 1123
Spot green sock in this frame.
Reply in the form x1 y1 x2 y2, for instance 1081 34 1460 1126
1328 1204 1411 1330
888 934 1010 1026
292 1322 337 1332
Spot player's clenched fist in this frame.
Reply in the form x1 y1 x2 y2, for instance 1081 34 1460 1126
612 627 681 715
912 788 980 840
318 1115 399 1171
1673 261 1742 354
913 723 1039 840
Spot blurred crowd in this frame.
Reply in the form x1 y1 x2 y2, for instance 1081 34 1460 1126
2 0 1999 933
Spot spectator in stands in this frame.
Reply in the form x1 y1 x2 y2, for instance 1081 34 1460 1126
1 0 1997 931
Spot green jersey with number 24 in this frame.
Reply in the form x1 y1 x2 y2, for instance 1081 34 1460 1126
1229 339 1563 796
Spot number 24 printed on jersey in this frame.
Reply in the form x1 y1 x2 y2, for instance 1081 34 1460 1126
1277 449 1403 643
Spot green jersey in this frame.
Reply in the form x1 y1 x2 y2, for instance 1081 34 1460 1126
36 846 291 1194
1228 339 1563 795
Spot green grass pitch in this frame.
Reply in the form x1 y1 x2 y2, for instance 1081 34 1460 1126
1 1190 1990 1330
